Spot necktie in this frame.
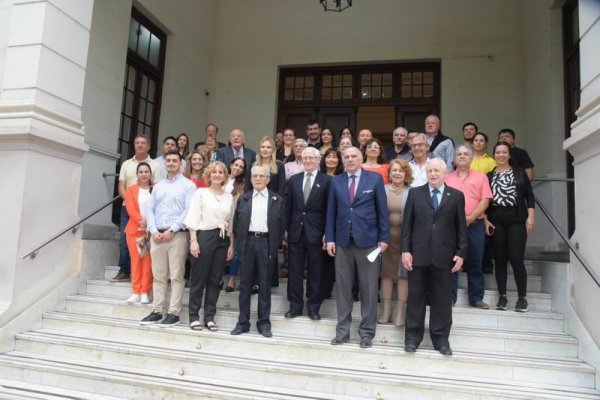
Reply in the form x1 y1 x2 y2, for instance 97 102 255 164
349 175 356 203
432 188 440 211
303 172 312 203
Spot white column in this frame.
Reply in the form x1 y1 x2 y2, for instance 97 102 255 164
563 0 600 343
0 0 93 324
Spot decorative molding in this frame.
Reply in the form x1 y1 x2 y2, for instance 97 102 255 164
0 101 84 136
0 132 88 163
87 144 121 160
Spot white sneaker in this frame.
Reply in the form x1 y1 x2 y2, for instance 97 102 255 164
126 294 141 303
140 294 150 304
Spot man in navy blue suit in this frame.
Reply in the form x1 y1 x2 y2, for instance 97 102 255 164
285 147 331 320
326 146 390 348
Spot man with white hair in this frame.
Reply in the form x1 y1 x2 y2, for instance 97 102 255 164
445 145 492 309
401 158 468 356
231 165 286 338
408 133 430 187
285 147 331 320
215 128 256 191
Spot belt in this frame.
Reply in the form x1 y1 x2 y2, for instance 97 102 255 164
248 231 269 238
157 228 186 233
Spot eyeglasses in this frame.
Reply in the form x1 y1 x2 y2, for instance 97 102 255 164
366 144 381 150
411 143 427 148
251 174 268 179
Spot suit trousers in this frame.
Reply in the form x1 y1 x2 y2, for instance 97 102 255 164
287 233 324 315
125 232 153 295
150 232 187 316
188 229 230 323
238 236 273 331
334 239 379 340
320 251 335 299
406 265 453 349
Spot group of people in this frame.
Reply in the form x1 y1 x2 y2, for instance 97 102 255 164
112 114 535 354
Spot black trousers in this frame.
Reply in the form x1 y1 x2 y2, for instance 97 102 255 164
405 265 453 349
188 229 229 323
320 250 335 299
287 233 324 315
489 206 528 297
238 236 273 331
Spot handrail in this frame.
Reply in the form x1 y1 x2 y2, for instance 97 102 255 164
531 179 600 288
20 195 121 260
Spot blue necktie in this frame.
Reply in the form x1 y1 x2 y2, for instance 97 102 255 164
432 188 440 211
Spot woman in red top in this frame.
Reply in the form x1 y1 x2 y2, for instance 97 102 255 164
124 162 154 304
362 138 390 184
186 150 208 188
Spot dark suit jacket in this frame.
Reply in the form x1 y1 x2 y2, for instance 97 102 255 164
400 184 468 268
234 189 285 260
286 171 331 244
215 146 257 192
325 169 390 248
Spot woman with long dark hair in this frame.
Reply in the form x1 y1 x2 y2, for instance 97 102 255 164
485 141 535 312
177 133 190 160
224 157 246 292
124 162 154 304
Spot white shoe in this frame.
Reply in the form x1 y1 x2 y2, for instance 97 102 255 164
140 294 150 304
126 294 141 303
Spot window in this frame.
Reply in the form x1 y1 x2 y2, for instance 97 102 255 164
322 74 353 100
284 76 314 101
400 71 435 98
117 8 166 162
361 73 393 99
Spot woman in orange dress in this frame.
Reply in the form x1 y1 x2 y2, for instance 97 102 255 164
124 162 154 304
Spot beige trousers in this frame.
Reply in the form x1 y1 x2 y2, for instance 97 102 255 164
150 232 188 316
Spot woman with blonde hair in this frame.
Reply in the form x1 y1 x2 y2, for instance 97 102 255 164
184 161 235 331
186 150 208 188
254 135 285 195
379 158 413 326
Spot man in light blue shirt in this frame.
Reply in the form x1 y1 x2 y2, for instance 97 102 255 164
141 150 196 327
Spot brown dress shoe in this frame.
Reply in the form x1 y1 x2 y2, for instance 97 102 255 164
470 300 490 309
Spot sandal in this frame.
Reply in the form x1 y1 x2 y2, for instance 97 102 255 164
190 320 202 331
206 321 219 332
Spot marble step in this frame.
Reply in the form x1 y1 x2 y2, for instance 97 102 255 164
456 272 542 292
62 296 575 358
87 278 553 311
13 331 600 400
0 378 127 400
0 353 350 400
40 311 594 389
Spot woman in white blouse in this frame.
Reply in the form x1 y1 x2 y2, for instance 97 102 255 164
184 161 235 331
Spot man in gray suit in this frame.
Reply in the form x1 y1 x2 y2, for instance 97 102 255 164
401 158 468 356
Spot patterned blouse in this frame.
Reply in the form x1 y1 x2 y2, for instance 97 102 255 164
491 169 517 207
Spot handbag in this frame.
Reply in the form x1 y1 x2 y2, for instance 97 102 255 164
136 235 150 257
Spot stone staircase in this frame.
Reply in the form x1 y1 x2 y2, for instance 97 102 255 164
0 262 599 399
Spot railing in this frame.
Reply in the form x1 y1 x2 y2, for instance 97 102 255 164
532 178 600 288
20 194 121 260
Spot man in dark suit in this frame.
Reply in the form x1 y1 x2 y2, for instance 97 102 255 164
401 158 468 356
285 147 331 320
215 128 256 191
231 165 286 338
326 146 390 349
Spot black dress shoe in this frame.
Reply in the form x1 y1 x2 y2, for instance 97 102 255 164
404 344 417 353
359 337 373 348
258 329 273 338
308 312 321 320
284 310 302 319
331 335 350 345
251 285 259 295
230 325 249 335
439 345 453 356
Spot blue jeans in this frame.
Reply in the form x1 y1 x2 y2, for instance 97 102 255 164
452 219 485 304
118 205 131 273
228 254 239 277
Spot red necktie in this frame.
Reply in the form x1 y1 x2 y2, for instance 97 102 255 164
349 175 356 203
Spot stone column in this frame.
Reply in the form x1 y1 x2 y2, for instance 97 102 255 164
0 0 93 325
563 0 600 344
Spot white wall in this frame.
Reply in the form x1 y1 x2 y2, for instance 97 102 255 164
563 0 600 344
208 0 525 144
79 0 216 224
